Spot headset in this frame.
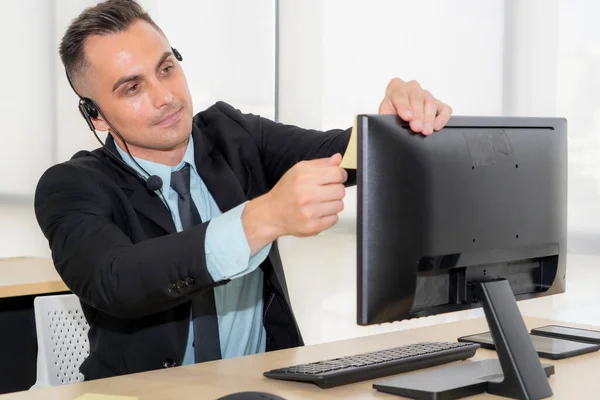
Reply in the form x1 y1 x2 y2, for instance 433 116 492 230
65 47 184 196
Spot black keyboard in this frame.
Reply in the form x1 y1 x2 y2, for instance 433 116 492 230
264 341 479 389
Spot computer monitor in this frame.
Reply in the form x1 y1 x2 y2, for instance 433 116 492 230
356 115 567 399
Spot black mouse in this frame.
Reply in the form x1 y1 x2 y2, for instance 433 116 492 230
217 392 286 400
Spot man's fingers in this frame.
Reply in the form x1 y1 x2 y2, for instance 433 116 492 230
408 84 425 132
313 214 340 234
312 183 346 203
379 78 453 135
434 100 453 131
317 166 347 185
322 214 340 230
314 200 345 218
422 90 437 135
302 153 342 169
390 90 412 121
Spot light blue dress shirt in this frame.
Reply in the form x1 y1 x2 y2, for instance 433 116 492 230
115 136 271 364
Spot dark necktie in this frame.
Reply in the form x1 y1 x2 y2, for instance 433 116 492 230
170 164 222 362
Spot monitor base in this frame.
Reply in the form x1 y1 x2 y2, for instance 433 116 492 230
374 358 554 400
374 279 554 399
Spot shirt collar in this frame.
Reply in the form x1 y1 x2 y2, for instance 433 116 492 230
115 135 197 193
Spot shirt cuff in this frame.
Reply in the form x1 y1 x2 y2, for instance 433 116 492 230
205 201 272 282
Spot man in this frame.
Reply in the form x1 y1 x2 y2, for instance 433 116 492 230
34 0 452 380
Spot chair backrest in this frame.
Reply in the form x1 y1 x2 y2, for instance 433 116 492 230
31 294 90 389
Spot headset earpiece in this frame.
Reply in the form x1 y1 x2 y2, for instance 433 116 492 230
78 98 100 132
81 98 99 119
172 47 183 62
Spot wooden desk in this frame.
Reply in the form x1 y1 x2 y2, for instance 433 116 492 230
4 316 599 399
0 257 68 298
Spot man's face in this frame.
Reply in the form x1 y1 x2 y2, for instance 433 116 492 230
82 20 193 152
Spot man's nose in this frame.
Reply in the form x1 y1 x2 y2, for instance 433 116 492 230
151 80 175 109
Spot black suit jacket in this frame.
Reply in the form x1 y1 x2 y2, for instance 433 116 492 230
34 101 353 380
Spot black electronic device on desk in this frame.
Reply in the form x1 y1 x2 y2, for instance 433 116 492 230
531 324 600 344
458 331 600 359
265 115 568 400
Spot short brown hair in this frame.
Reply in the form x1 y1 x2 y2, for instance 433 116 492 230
59 0 163 91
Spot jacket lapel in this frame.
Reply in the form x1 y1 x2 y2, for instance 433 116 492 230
129 185 176 234
103 136 176 234
191 125 248 213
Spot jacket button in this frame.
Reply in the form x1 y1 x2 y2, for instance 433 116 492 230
162 358 176 368
184 277 195 286
176 280 186 290
167 284 177 292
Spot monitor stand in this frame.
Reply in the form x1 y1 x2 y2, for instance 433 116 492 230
373 279 554 400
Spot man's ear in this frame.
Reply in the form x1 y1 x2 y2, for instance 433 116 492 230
92 117 109 132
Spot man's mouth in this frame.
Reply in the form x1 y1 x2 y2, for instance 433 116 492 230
155 108 183 127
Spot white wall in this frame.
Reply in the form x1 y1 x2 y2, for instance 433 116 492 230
556 0 600 237
502 0 559 117
279 0 505 131
0 203 50 258
0 0 55 197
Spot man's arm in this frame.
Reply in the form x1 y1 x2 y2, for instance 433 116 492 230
215 78 453 189
215 101 353 189
34 163 221 319
218 78 453 254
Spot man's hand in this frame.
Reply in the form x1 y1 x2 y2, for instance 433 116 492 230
242 154 347 254
378 78 453 135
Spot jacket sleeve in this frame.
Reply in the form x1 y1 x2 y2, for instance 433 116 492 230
34 163 224 319
215 102 356 188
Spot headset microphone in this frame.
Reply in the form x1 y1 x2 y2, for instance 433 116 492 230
145 175 164 192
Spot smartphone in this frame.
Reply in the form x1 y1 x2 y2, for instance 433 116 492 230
457 331 600 360
531 325 600 344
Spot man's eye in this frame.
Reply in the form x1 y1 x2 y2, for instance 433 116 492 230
126 84 139 94
161 65 173 74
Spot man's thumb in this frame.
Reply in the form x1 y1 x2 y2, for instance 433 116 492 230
326 153 343 166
